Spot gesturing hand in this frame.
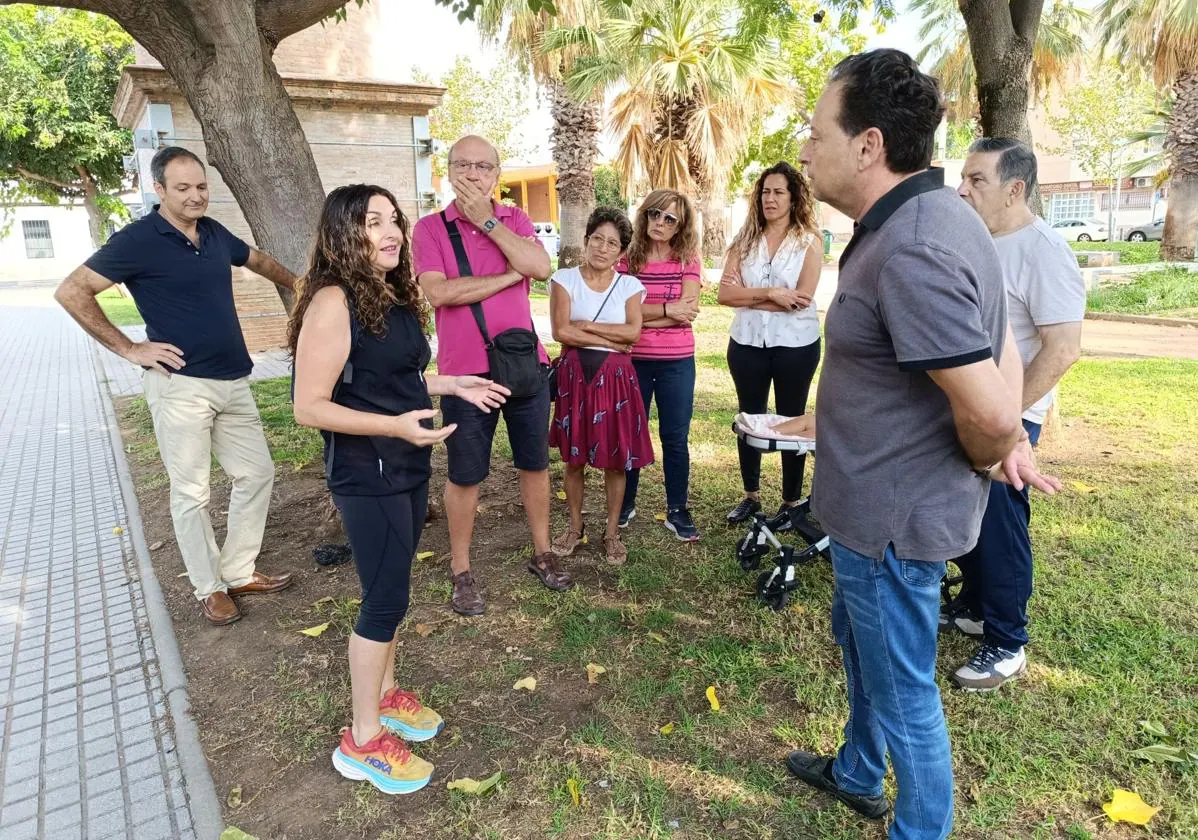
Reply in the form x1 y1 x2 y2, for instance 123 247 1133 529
993 435 1062 495
451 176 496 229
453 376 510 413
124 340 185 375
388 409 457 447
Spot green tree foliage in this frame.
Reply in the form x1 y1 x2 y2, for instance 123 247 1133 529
0 7 134 244
593 164 626 208
412 55 530 177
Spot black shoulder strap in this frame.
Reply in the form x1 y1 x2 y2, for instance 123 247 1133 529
440 210 493 348
592 273 621 322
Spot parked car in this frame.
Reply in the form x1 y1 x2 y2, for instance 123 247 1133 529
1051 218 1109 242
532 221 559 259
1124 218 1165 242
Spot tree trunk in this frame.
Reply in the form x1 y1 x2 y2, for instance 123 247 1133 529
698 190 726 265
1162 72 1198 262
78 167 105 248
549 81 600 269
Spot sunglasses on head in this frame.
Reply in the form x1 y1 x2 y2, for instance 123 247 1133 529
646 208 679 227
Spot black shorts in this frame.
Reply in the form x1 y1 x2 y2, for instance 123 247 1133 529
441 378 550 486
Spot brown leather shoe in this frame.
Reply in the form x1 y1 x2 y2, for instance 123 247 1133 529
450 570 485 616
201 591 241 625
528 551 574 592
227 570 294 596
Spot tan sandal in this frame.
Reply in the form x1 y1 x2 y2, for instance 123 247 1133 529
552 525 586 557
603 535 627 566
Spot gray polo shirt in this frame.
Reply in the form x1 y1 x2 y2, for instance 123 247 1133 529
812 168 1007 562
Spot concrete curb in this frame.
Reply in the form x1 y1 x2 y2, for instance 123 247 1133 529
1085 311 1198 329
92 351 225 840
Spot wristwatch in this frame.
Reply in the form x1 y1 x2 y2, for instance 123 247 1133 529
481 216 499 234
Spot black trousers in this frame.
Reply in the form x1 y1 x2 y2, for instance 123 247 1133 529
333 483 428 643
727 338 820 502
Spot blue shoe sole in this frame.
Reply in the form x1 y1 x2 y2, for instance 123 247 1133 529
332 748 431 795
663 520 699 542
380 716 444 743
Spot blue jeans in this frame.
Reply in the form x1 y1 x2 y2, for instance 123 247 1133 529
622 357 695 511
830 541 954 840
956 419 1042 650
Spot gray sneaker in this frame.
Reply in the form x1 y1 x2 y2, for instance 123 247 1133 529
938 603 984 638
952 643 1026 691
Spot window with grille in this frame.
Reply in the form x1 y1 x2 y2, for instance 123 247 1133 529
1048 193 1095 224
1100 191 1151 210
21 220 54 259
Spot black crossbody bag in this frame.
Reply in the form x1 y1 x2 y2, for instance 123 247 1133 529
442 211 545 398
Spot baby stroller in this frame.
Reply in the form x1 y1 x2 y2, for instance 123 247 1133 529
732 414 830 611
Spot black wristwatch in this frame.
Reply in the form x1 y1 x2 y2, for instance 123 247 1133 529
481 216 499 234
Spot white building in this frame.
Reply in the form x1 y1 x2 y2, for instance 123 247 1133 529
0 200 137 285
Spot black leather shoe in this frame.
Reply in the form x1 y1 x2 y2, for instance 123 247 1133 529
785 751 890 820
726 497 762 524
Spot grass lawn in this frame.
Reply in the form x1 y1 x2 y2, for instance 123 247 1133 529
122 302 1197 838
97 286 144 326
1087 267 1198 319
1071 241 1162 265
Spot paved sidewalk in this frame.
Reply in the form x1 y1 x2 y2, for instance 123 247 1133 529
0 290 215 839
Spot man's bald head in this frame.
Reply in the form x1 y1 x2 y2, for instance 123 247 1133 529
448 135 500 166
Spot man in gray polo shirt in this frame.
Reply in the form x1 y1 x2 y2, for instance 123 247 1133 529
778 50 1060 839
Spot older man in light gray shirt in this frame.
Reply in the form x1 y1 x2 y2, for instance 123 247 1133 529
951 137 1085 691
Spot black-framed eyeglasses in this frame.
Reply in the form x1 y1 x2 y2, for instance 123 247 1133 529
646 208 679 227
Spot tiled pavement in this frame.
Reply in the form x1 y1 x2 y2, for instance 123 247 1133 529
0 289 213 840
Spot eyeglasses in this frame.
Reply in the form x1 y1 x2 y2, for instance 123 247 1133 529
646 208 679 227
587 234 623 251
449 160 497 174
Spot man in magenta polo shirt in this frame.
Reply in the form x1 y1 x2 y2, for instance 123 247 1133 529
413 135 571 616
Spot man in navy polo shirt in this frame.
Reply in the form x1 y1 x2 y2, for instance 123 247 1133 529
56 146 297 626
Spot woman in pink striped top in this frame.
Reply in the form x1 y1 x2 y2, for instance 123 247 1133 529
614 189 703 541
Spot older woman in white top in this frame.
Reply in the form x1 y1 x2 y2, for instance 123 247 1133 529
718 162 823 529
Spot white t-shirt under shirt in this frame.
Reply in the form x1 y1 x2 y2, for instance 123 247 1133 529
550 267 646 352
994 217 1086 424
729 231 821 348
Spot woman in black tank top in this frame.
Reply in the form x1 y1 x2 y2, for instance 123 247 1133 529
288 185 509 796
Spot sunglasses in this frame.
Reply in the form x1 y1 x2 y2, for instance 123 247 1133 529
646 208 679 227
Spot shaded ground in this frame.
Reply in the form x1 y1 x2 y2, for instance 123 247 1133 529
116 303 1198 839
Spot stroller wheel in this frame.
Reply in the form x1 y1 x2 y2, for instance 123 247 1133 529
755 570 790 611
738 549 762 571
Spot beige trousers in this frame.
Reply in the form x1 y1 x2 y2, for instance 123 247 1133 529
143 370 274 599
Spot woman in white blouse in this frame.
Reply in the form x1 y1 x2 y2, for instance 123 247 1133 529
717 162 823 529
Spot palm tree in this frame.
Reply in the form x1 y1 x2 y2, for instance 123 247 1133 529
914 0 1089 120
545 0 788 260
1125 94 1172 184
478 0 603 267
1097 0 1198 260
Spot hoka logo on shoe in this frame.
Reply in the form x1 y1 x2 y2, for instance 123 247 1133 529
365 756 392 774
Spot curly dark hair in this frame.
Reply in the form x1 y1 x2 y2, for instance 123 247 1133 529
585 206 634 250
829 49 945 174
287 184 427 355
728 162 819 260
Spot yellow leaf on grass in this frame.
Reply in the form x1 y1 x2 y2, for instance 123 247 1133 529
556 490 567 500
654 514 666 522
586 663 607 685
1103 789 1160 825
580 535 588 545
416 551 434 561
1070 480 1098 494
567 777 581 807
659 722 675 735
706 685 721 712
226 786 242 809
513 677 537 692
299 622 330 638
647 632 667 644
414 623 434 637
312 596 333 607
447 770 502 796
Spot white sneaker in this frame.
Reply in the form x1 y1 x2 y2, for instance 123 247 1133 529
938 604 984 638
952 644 1026 692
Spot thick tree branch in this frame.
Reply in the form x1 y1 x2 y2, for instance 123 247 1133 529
11 165 76 191
255 0 355 43
1009 0 1046 41
0 0 133 16
959 0 1015 68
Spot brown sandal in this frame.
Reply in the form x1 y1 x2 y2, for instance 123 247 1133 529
528 551 574 591
603 535 628 566
552 525 586 557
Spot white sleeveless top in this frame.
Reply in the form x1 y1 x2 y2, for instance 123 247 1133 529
729 231 820 349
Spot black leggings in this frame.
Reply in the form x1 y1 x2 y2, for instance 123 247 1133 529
727 338 821 502
333 484 428 643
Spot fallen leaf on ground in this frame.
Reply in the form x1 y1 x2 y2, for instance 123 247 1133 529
1070 480 1098 494
513 676 537 692
416 551 434 561
299 622 330 638
1103 789 1160 825
149 540 165 551
567 777 581 807
446 770 502 796
556 490 567 500
176 572 188 578
580 534 588 545
311 596 333 607
414 623 434 637
706 685 721 712
659 722 675 735
654 514 666 522
647 632 667 644
112 526 124 535
586 663 607 685
227 786 242 808
219 829 258 840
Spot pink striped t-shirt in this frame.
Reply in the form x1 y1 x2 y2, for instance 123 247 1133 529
617 257 702 360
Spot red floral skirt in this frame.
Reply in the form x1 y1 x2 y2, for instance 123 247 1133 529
550 349 655 470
